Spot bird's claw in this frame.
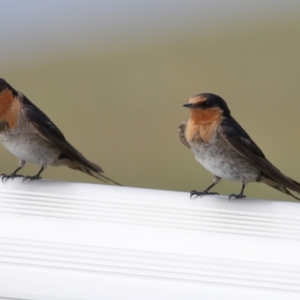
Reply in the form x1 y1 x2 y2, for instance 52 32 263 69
22 175 42 182
190 190 219 199
1 173 24 182
228 193 246 200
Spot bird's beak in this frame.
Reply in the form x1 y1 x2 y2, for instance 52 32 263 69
183 103 193 108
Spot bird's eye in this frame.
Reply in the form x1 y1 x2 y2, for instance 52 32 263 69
205 100 212 107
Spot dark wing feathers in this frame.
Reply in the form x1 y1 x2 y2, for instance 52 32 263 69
220 117 266 158
219 117 300 193
22 102 103 171
178 120 190 148
20 95 108 176
20 94 66 141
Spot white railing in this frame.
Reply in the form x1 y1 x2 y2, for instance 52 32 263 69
0 178 299 299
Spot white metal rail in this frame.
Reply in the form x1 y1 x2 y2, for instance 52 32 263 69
0 179 299 299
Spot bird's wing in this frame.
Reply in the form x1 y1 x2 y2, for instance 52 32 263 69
20 94 103 174
218 117 300 192
178 120 190 148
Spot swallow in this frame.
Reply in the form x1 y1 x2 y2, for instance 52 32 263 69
0 78 121 185
179 93 300 200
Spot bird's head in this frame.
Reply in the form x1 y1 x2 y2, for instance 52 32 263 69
183 93 231 123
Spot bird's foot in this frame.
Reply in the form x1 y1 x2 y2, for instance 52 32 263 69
22 175 42 182
1 173 24 182
228 193 246 200
190 190 219 199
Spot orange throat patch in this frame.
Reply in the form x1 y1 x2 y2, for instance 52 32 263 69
185 107 223 143
0 88 20 129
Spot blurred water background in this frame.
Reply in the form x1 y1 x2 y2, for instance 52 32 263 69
2 0 300 201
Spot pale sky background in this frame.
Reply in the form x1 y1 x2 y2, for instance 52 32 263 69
2 0 300 66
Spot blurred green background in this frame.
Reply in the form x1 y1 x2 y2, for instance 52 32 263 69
2 1 300 201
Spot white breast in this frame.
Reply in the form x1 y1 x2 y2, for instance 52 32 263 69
189 138 260 182
0 125 60 166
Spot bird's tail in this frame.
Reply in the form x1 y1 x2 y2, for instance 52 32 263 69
261 176 300 201
66 160 122 186
286 176 300 192
95 172 122 186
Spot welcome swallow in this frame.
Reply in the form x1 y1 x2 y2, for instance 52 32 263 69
179 93 300 200
0 78 121 185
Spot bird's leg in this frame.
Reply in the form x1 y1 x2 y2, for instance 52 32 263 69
228 180 247 200
23 163 47 181
1 160 26 181
190 176 221 198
